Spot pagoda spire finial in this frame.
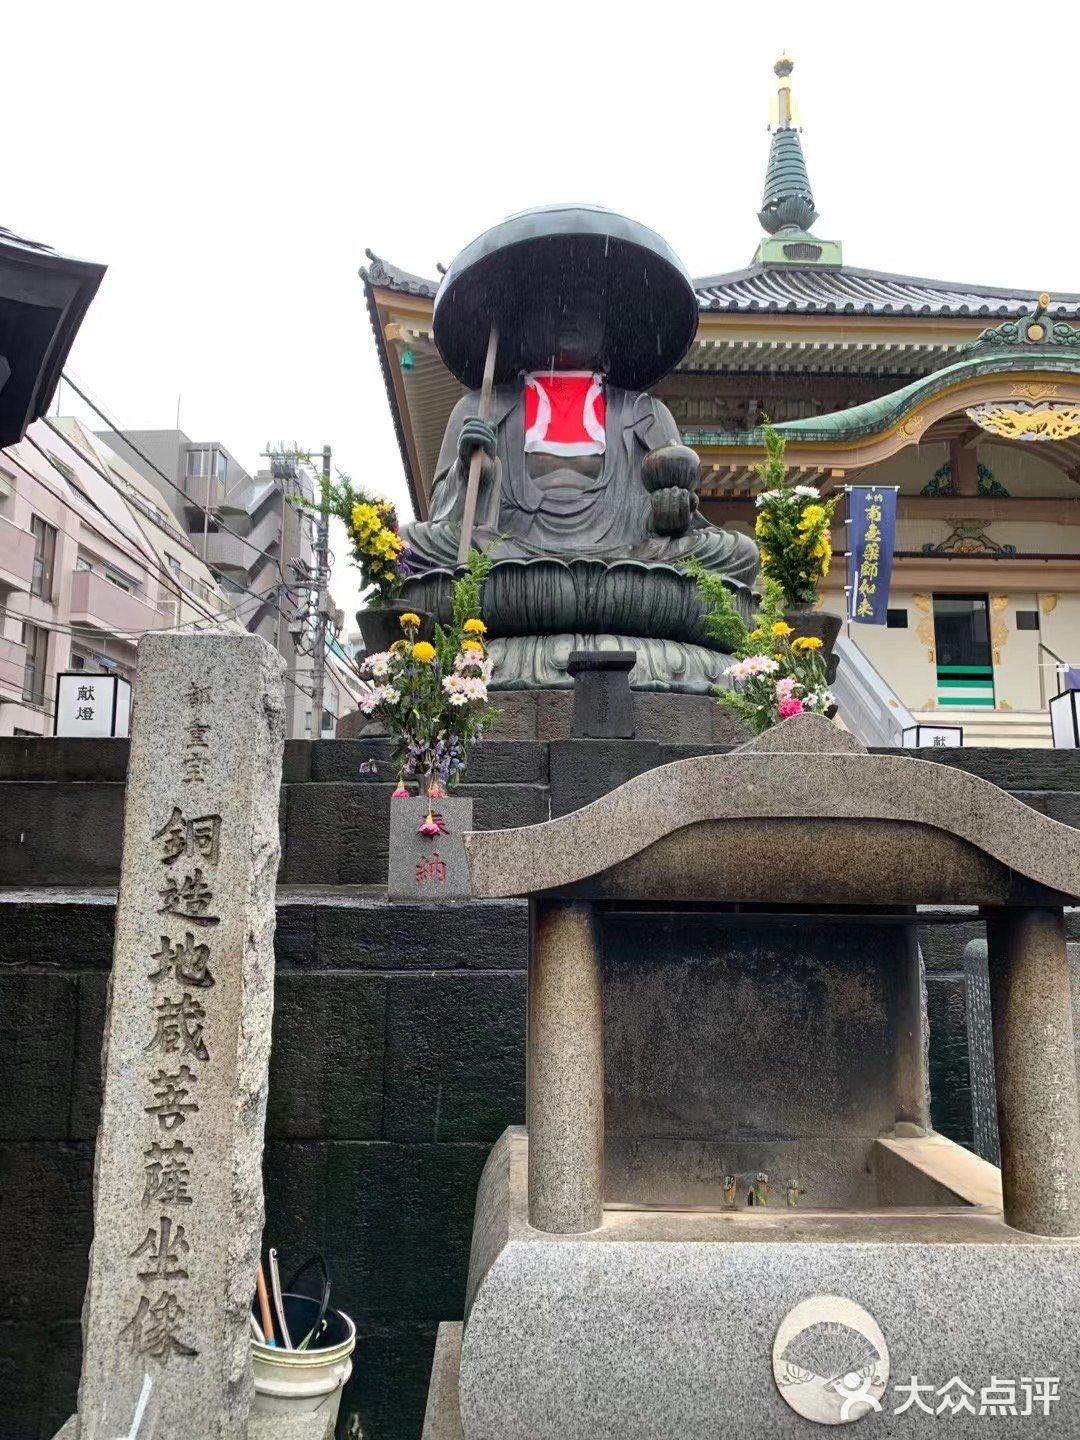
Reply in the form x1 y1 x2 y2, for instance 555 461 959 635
758 55 819 236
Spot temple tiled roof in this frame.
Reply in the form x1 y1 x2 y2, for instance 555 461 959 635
360 250 439 299
362 250 1080 322
693 265 1080 318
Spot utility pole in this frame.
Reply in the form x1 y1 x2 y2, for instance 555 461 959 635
309 444 332 737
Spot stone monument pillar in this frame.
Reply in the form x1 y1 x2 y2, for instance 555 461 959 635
986 906 1080 1236
528 899 604 1233
64 631 285 1440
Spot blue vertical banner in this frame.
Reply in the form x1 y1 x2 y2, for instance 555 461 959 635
847 486 898 624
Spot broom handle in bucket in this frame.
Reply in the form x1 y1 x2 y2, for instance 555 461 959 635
456 324 499 566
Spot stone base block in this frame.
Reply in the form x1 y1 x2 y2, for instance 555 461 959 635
422 1322 465 1440
56 1415 335 1440
450 1129 1080 1438
341 689 749 744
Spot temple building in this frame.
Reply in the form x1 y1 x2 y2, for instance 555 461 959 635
363 58 1080 745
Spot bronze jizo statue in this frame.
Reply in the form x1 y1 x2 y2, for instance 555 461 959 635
400 206 759 692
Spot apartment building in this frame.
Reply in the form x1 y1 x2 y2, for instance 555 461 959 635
0 421 240 735
96 428 318 736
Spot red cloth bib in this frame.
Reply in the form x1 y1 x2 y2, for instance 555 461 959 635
523 372 606 457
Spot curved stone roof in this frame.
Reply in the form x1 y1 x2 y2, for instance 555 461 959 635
463 744 1080 904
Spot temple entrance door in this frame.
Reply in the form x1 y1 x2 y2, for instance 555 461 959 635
933 593 995 709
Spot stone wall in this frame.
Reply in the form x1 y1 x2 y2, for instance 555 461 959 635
1 737 1079 1438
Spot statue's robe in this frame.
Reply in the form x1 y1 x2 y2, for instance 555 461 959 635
404 382 759 588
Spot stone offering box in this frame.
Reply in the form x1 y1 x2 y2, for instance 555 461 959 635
423 715 1080 1438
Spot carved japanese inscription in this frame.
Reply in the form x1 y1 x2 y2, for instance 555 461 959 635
71 630 285 1439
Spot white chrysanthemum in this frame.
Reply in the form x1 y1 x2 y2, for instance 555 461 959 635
360 650 393 678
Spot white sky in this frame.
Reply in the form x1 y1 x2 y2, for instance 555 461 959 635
8 0 1079 623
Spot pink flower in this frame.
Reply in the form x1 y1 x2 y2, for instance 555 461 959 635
777 697 805 719
417 811 448 837
775 676 796 699
392 784 410 799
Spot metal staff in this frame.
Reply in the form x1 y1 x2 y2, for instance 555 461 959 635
456 324 498 565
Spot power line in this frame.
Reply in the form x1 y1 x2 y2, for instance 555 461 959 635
6 443 317 702
18 438 226 628
61 372 294 582
39 377 341 711
31 428 291 639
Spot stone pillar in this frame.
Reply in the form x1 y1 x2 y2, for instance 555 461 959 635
528 899 604 1233
72 631 285 1439
985 906 1080 1236
567 649 636 739
891 912 931 1130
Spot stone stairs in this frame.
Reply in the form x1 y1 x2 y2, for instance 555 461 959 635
911 708 1053 748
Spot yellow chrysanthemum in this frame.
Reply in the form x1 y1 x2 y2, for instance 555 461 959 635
351 502 381 538
749 628 766 643
771 621 793 637
792 635 823 652
461 639 485 654
798 504 826 531
371 529 403 560
463 618 487 635
390 639 409 652
412 641 436 664
754 515 767 537
398 612 421 630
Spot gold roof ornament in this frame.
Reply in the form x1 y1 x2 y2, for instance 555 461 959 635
769 55 800 129
966 401 1080 442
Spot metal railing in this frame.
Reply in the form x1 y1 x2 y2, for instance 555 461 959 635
831 633 916 748
1038 641 1069 710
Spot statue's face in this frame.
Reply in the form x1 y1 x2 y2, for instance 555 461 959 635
521 268 606 373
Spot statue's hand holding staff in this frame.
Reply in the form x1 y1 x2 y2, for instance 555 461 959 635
458 417 497 475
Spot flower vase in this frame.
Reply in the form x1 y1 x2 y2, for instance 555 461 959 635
783 606 842 680
356 603 433 657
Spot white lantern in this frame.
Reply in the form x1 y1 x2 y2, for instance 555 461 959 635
1050 690 1080 749
54 671 132 737
901 724 963 749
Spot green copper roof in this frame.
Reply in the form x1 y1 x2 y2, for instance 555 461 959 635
683 327 1080 450
758 127 818 235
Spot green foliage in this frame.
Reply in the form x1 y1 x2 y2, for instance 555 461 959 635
744 577 786 648
752 422 839 608
451 547 494 629
293 473 408 604
678 554 749 654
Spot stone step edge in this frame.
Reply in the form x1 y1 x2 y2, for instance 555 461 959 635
0 884 526 909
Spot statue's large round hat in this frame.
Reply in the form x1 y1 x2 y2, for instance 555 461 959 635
432 204 698 391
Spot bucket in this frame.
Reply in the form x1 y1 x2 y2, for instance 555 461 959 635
251 1293 356 1421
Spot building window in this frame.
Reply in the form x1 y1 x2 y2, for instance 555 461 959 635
104 569 134 593
1016 610 1040 632
75 555 93 572
22 622 48 705
30 515 57 599
886 608 908 629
